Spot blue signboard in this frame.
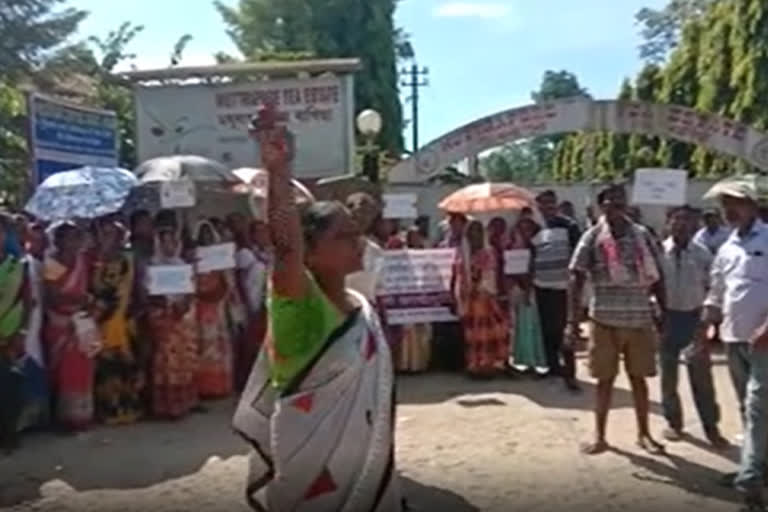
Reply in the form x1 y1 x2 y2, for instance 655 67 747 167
27 93 119 184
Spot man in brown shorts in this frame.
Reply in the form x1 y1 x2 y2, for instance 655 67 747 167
566 184 667 455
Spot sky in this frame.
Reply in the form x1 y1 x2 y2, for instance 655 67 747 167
73 0 668 149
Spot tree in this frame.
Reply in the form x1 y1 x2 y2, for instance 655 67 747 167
636 0 715 63
0 0 87 78
656 19 703 171
627 64 663 170
216 0 407 153
0 0 87 205
480 142 538 183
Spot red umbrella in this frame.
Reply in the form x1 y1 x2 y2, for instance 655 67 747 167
438 183 535 213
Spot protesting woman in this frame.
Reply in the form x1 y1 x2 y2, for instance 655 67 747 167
0 215 29 450
228 213 270 391
43 222 95 431
509 217 548 374
452 220 509 378
396 227 432 373
193 220 233 400
17 223 49 432
233 105 401 512
146 227 199 420
90 219 143 424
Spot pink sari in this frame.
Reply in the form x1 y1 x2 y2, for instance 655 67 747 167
43 253 94 430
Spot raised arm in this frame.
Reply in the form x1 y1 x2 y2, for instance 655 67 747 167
251 105 305 299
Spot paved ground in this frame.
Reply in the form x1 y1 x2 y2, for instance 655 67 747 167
0 354 750 512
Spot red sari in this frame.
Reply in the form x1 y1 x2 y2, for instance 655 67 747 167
454 248 509 375
195 271 233 399
43 253 94 429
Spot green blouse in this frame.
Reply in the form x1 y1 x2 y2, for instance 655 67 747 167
268 273 343 390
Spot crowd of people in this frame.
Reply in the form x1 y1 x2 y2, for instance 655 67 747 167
0 207 273 451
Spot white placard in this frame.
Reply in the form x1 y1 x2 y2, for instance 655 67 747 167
147 264 195 295
383 193 418 219
631 168 688 206
196 242 236 273
504 249 531 275
160 180 196 208
376 249 455 296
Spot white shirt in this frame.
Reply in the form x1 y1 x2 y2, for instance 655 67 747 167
660 237 712 312
693 226 731 254
235 247 268 314
346 239 384 300
704 220 768 342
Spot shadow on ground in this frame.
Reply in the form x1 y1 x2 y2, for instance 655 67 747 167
397 372 663 416
610 447 741 505
0 400 246 507
403 477 479 512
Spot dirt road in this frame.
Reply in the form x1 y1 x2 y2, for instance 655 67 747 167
0 356 748 512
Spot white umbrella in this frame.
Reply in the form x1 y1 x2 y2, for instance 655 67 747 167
135 155 235 183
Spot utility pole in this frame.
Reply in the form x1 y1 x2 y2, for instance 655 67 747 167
400 64 429 153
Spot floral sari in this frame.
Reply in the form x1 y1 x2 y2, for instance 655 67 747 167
91 249 143 424
146 249 199 419
196 270 233 399
454 247 509 376
43 252 94 429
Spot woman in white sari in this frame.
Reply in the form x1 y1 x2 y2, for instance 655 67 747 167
233 106 400 512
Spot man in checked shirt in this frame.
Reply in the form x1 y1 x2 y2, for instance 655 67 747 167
698 178 768 512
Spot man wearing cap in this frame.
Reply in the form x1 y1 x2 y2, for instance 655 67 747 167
699 177 768 511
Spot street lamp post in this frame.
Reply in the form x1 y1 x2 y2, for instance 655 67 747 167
356 109 382 183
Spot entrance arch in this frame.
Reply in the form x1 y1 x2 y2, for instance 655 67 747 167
388 97 768 184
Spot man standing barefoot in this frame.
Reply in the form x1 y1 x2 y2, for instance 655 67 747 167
566 184 666 455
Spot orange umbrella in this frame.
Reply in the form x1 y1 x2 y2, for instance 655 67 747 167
438 182 535 213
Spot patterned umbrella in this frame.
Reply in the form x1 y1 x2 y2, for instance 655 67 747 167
25 166 138 221
438 182 535 213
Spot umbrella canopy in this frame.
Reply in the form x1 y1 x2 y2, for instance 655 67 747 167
135 155 235 183
25 166 138 221
438 182 535 213
231 167 314 220
703 174 768 202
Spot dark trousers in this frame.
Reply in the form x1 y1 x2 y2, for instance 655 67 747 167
535 287 575 380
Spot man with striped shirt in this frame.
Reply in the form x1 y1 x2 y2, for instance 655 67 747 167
533 190 582 391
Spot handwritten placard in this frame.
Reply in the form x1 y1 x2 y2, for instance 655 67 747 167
196 242 236 273
376 248 457 325
504 249 531 275
160 180 196 208
147 264 195 295
631 168 688 206
383 193 418 219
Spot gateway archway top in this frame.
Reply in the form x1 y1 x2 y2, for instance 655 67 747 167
388 97 768 184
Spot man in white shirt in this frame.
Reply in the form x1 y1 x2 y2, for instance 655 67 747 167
699 179 768 511
658 206 727 447
693 209 731 254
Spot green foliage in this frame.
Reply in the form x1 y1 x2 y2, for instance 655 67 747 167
480 142 538 183
216 0 407 153
636 0 716 63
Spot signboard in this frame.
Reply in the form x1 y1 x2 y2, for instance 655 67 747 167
27 93 119 184
389 98 768 184
196 242 236 273
160 180 196 208
383 193 418 219
147 265 195 295
504 249 531 275
376 249 457 325
631 168 688 206
135 75 355 179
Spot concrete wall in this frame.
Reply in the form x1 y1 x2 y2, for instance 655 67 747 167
387 180 720 239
